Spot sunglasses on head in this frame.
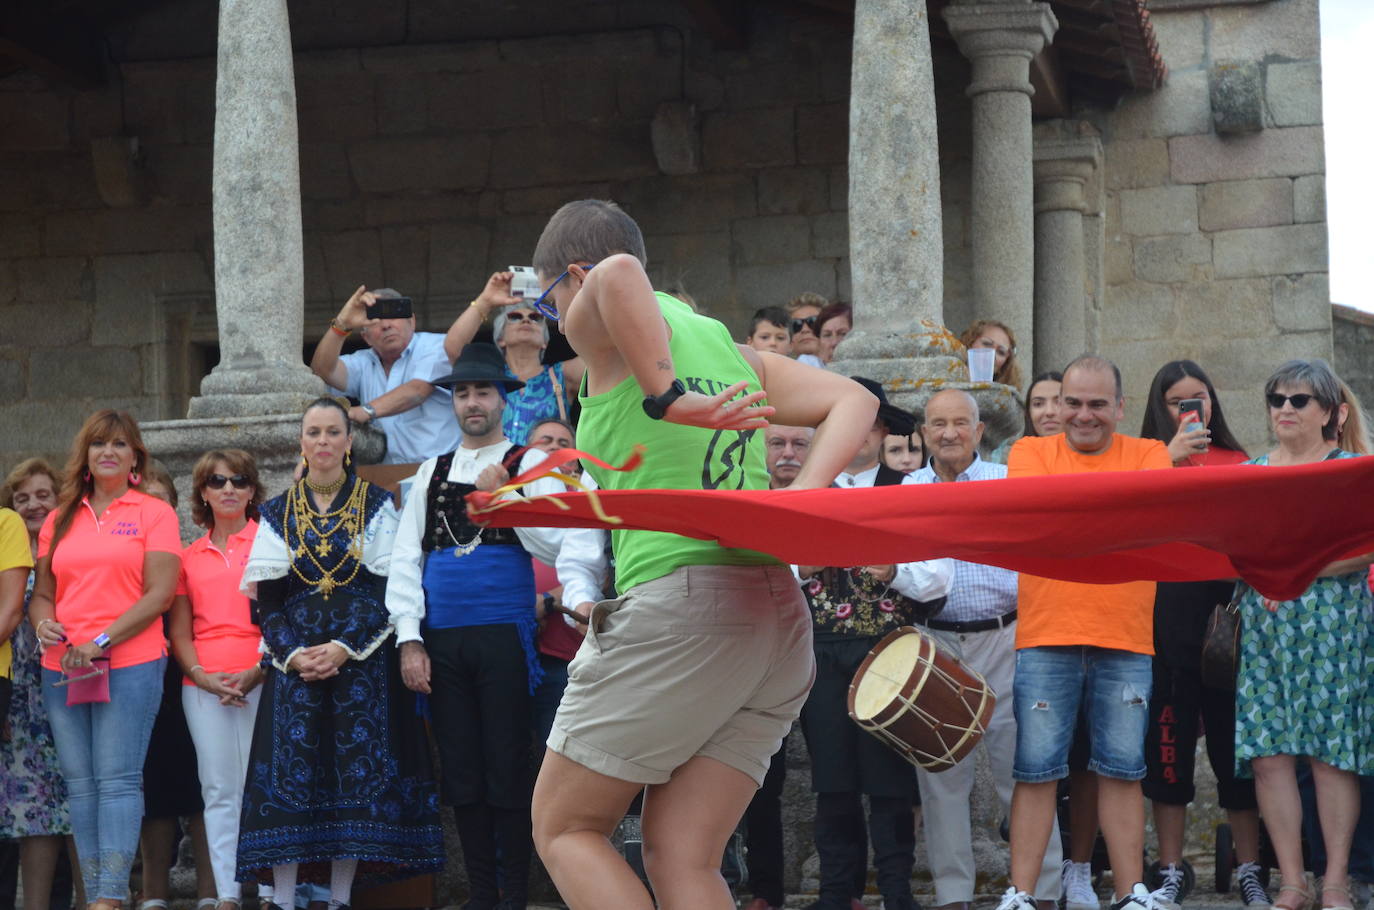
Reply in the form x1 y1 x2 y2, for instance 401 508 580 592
506 310 544 324
1266 393 1316 410
790 316 818 334
206 473 252 490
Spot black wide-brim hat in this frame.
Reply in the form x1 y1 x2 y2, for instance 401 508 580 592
433 342 525 391
851 376 917 437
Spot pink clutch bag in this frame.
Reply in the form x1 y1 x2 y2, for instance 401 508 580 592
57 658 111 705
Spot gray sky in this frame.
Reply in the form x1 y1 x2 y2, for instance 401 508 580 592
1320 0 1371 312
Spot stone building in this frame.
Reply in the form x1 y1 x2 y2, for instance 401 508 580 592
0 0 1336 900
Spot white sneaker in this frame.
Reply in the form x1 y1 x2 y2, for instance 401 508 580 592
1235 862 1271 907
1111 882 1170 910
1152 863 1187 910
997 886 1038 910
1063 861 1099 910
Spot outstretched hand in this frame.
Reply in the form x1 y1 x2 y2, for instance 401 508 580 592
664 381 774 432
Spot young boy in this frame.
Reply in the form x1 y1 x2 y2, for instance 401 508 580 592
526 199 878 910
744 306 792 355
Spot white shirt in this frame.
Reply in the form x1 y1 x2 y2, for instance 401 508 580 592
385 441 568 644
335 332 460 464
835 463 953 601
551 473 610 611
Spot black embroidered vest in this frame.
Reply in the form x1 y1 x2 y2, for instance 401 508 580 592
421 446 527 552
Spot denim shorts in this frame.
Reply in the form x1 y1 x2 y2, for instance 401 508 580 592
1012 645 1152 782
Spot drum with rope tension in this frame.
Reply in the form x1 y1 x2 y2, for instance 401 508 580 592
847 626 996 772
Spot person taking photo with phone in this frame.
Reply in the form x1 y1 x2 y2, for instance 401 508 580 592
310 285 460 464
1137 361 1265 910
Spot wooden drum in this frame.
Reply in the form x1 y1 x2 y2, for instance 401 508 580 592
846 626 996 772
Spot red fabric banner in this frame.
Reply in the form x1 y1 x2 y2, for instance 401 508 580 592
467 452 1374 602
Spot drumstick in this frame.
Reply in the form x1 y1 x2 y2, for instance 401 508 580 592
548 602 590 625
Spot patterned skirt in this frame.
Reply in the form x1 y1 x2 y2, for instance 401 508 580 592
0 615 72 838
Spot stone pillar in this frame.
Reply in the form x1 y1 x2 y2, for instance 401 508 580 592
1032 126 1103 376
944 1 1057 377
189 0 321 419
828 0 1020 443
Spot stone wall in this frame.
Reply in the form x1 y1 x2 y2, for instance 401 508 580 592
1086 0 1331 450
0 0 854 468
1333 304 1374 419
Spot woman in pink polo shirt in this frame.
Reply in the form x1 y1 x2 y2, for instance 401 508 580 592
168 449 266 910
28 410 181 910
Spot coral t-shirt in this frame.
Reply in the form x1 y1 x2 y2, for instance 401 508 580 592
0 509 34 678
1008 433 1172 655
38 490 182 671
177 521 262 684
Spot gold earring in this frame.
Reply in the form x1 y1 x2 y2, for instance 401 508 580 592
345 451 352 467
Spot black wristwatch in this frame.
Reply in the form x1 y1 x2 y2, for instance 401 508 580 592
642 378 687 420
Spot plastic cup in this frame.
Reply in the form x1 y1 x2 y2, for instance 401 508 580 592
968 348 996 383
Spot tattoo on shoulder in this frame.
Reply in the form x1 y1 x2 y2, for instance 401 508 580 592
656 359 671 371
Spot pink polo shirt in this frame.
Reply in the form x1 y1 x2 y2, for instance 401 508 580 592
38 490 181 671
176 521 262 684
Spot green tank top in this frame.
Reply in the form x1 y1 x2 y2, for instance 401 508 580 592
577 292 780 594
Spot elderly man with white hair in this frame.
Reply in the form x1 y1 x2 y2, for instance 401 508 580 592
905 388 1064 910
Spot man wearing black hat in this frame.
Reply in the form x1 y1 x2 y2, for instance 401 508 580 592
384 342 569 910
797 377 954 910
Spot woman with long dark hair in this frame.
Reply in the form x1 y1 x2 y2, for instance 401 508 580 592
28 410 182 910
1136 360 1268 908
236 398 442 908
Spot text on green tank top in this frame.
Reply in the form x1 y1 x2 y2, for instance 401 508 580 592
577 293 780 594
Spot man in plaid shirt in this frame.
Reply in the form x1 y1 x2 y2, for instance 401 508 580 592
905 389 1064 910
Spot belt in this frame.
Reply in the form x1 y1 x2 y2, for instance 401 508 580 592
919 609 1017 634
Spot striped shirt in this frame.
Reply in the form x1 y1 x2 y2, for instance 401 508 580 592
904 454 1018 622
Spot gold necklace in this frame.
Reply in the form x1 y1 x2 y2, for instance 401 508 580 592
304 472 346 495
286 477 369 598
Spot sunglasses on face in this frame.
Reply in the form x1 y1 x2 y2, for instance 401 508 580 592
790 316 818 334
1266 393 1316 410
506 310 544 324
206 474 252 490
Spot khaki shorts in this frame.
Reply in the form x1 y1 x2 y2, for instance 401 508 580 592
548 563 815 787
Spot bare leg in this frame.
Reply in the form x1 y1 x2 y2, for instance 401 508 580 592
67 837 86 908
1069 772 1100 864
640 755 758 910
1311 760 1360 906
1253 755 1308 907
187 814 216 901
1098 778 1145 899
1227 809 1262 865
1153 802 1187 866
532 749 655 910
18 835 62 910
1010 781 1060 893
138 817 177 902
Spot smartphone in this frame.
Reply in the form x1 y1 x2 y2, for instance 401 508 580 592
368 296 413 320
1179 398 1205 432
509 266 542 300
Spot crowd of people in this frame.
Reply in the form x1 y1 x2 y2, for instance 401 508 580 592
0 198 1371 910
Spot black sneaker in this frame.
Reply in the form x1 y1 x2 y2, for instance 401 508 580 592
1153 863 1187 910
1236 863 1271 908
1111 883 1170 910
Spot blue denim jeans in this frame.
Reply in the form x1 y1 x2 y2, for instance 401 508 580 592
1012 646 1151 783
42 658 164 901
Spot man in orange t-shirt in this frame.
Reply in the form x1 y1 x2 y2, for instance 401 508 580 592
997 356 1172 910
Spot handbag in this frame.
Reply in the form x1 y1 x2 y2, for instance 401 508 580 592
55 657 111 706
1200 583 1244 691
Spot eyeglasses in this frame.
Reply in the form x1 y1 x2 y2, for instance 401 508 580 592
206 473 252 490
532 263 596 321
1266 393 1316 410
506 310 544 324
790 316 818 334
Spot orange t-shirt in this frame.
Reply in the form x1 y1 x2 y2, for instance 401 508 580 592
1008 433 1172 655
177 521 262 684
38 490 182 671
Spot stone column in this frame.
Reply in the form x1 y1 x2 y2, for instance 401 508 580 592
1033 126 1103 375
189 0 321 419
944 1 1057 376
830 0 1023 445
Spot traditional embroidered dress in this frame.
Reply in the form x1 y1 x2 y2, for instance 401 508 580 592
236 476 442 886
